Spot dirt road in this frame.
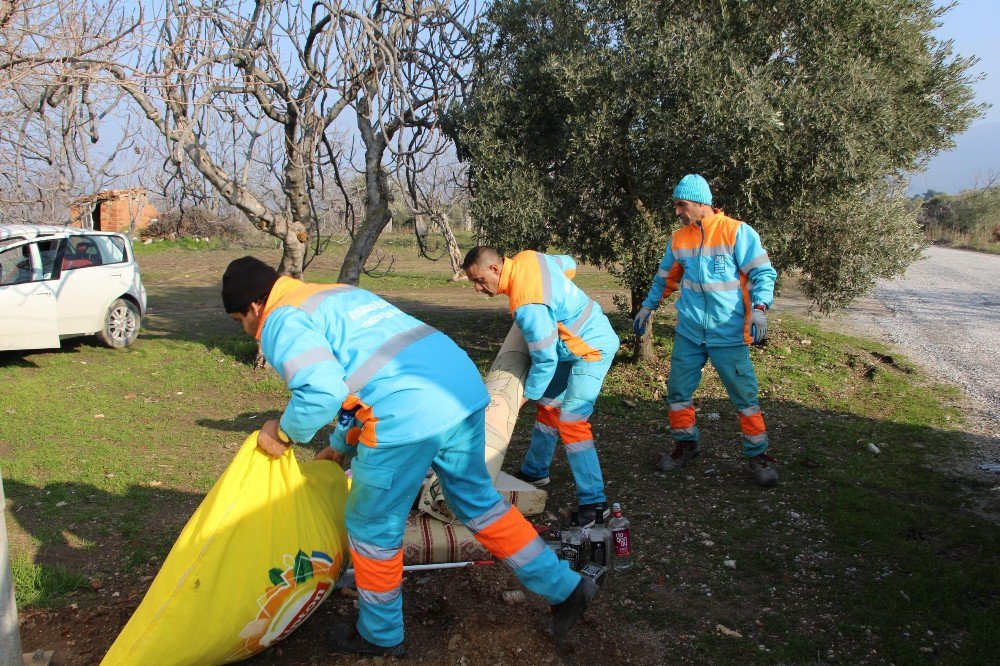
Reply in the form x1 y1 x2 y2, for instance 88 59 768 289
831 246 999 426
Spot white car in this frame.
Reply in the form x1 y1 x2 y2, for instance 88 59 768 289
0 224 147 351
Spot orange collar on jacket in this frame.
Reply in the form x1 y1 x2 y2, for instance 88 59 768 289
255 275 305 341
692 209 725 229
497 255 515 298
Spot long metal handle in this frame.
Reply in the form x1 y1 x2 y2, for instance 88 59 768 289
1 473 24 666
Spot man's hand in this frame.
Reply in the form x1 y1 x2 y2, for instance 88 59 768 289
750 306 768 345
314 446 346 468
257 419 290 458
633 307 652 336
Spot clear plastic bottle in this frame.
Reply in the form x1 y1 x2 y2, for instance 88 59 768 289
588 511 611 567
609 502 632 570
561 510 584 570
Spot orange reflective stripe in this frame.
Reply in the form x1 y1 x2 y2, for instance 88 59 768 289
738 411 766 436
473 506 538 560
536 404 561 428
350 548 403 593
556 323 603 361
346 427 362 446
740 272 753 344
669 406 696 429
342 394 379 447
665 263 684 295
558 419 593 444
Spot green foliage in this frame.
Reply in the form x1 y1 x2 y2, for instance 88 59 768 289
917 185 1000 253
454 0 982 311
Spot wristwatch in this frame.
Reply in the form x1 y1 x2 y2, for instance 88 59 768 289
277 429 292 444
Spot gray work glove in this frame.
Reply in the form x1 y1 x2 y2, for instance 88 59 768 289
633 307 653 336
750 306 767 344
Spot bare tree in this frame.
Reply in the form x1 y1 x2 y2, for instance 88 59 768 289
0 0 143 224
393 134 467 280
76 0 482 280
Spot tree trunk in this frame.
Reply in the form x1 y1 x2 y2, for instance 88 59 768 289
437 212 466 281
632 289 654 362
338 138 392 285
277 226 308 277
463 207 474 232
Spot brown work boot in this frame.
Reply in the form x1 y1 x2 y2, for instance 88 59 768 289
658 440 700 472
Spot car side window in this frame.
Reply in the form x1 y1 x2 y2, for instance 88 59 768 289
35 240 61 280
64 236 100 268
93 235 127 265
0 245 36 286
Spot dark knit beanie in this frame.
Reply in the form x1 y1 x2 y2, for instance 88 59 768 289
222 256 280 313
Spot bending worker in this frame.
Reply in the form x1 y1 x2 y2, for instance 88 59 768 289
462 247 620 525
633 174 779 486
221 256 596 658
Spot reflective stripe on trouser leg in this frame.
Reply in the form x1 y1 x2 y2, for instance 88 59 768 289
466 500 579 604
707 344 769 457
668 399 699 442
433 410 580 605
667 334 709 443
349 536 403 644
521 403 560 478
346 434 440 647
558 355 613 506
559 417 606 505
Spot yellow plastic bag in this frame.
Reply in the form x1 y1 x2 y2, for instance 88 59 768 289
102 432 349 665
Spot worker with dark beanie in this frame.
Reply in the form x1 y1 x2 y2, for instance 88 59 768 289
220 256 596 657
221 256 279 314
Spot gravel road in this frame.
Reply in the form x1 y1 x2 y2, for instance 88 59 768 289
834 246 1000 438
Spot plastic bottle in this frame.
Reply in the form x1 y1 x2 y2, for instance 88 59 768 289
561 511 584 570
588 511 611 567
609 502 632 570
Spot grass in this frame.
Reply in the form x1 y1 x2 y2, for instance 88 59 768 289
1 238 997 663
11 556 87 608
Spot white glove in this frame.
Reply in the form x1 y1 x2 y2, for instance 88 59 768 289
750 306 767 344
633 307 653 336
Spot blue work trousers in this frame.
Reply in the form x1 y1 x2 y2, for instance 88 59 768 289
666 333 769 457
346 409 579 647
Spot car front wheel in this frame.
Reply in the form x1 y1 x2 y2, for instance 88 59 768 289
97 298 141 348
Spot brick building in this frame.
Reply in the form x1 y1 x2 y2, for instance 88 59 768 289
70 188 159 233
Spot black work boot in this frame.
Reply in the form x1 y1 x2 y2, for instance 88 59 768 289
748 452 779 486
551 577 600 641
513 468 551 487
326 623 406 657
576 502 609 528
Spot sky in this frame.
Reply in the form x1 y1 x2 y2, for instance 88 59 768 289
939 0 999 125
908 0 1000 194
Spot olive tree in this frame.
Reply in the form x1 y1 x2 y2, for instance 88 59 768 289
454 0 982 356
